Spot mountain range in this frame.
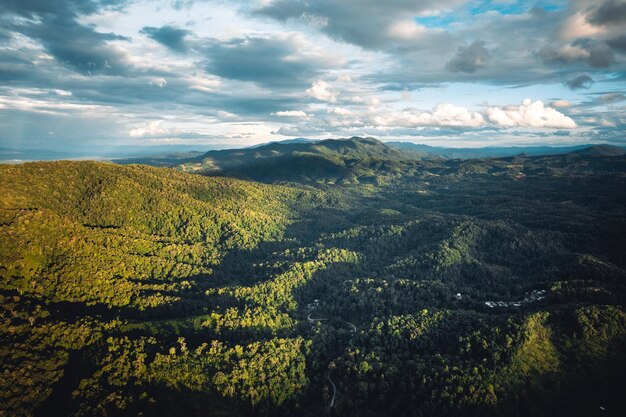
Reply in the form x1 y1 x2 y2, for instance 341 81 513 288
1 137 625 417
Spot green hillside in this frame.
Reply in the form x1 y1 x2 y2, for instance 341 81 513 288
1 152 625 417
177 137 421 184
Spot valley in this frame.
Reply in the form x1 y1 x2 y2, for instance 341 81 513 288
1 138 625 417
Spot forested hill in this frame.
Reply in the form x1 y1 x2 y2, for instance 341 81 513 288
173 138 626 185
388 142 626 159
176 137 422 183
0 161 331 308
1 155 625 417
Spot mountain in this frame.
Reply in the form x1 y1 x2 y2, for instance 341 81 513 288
177 136 422 184
388 142 568 158
112 150 206 167
0 161 326 309
171 138 626 185
387 141 622 159
570 144 626 157
246 138 319 148
0 145 223 163
1 154 625 417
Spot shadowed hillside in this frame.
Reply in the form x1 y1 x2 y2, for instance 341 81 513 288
1 151 625 417
176 137 422 184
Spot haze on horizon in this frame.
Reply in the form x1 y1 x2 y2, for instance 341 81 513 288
0 0 625 155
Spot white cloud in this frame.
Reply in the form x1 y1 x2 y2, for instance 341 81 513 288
551 100 572 108
273 110 309 117
218 110 239 119
600 118 616 127
559 11 606 40
487 99 577 128
149 77 168 88
187 76 221 93
328 107 354 116
53 89 72 96
306 80 337 102
371 103 486 128
129 120 174 138
0 95 108 115
387 21 429 39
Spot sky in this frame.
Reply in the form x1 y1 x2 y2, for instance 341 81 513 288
0 0 625 153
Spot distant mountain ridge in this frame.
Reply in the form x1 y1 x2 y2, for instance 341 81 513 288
171 137 626 184
176 137 422 184
387 141 626 159
4 138 624 164
569 144 626 157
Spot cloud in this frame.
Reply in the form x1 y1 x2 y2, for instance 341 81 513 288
203 35 337 88
187 76 221 93
312 99 577 133
564 75 594 90
446 40 490 73
1 0 126 17
129 120 172 138
539 41 614 68
486 99 577 129
1 0 131 74
306 80 338 102
560 11 606 40
252 0 459 51
150 77 168 88
573 40 615 68
371 104 486 128
141 26 190 52
126 119 218 141
551 100 572 108
607 35 626 52
597 93 626 104
539 45 591 63
327 107 354 116
1 0 624 150
586 0 626 27
272 110 309 117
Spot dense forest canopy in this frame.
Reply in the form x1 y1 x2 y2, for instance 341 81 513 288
1 139 625 417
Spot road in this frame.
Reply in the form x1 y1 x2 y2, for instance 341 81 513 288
307 311 329 322
326 370 337 408
305 300 359 410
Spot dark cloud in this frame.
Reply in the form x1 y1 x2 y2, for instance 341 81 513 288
29 17 129 74
564 75 594 90
445 40 490 73
597 92 626 104
1 0 625 151
361 5 602 89
607 35 626 52
0 0 127 17
586 0 626 26
538 47 574 65
203 36 334 88
252 0 459 51
377 82 440 91
574 39 615 68
1 0 130 74
141 26 190 52
539 40 614 69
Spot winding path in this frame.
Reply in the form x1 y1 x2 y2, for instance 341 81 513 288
305 300 359 409
307 311 329 322
326 370 337 408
